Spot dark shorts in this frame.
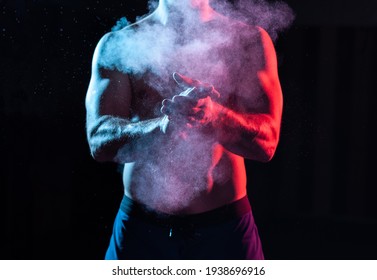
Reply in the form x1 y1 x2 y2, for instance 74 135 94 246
105 195 264 260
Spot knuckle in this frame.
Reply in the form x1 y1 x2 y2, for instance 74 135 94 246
172 95 185 103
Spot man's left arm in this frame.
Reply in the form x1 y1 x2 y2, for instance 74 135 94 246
166 27 282 162
217 27 283 162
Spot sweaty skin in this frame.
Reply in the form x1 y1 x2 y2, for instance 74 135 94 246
85 1 282 214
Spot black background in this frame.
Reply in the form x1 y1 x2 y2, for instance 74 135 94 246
1 0 377 260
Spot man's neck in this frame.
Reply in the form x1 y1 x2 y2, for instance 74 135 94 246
154 0 219 25
190 0 217 22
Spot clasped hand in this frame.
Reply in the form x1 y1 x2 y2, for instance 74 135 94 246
161 72 222 130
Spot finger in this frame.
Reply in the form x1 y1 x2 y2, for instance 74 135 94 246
210 88 221 99
160 105 169 115
196 83 221 99
173 73 221 99
162 98 172 106
187 111 204 126
161 99 174 115
172 95 197 107
161 98 194 117
194 83 213 99
173 72 200 88
160 106 169 115
194 110 205 120
172 95 198 116
178 87 196 97
161 104 184 116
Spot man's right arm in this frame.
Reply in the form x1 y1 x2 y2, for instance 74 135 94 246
85 33 167 163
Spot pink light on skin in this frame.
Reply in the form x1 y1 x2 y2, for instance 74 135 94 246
190 0 217 22
161 0 223 23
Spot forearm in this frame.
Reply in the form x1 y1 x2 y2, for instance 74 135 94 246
216 105 280 162
87 115 167 163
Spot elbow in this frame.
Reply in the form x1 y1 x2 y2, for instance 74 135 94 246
86 120 117 163
261 120 281 162
243 140 277 162
252 141 278 163
87 134 132 163
88 142 112 163
90 149 108 163
258 145 277 163
252 127 280 163
87 134 117 163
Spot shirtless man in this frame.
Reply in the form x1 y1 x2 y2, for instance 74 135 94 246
85 0 282 259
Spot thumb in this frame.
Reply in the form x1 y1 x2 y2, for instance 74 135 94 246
173 72 200 88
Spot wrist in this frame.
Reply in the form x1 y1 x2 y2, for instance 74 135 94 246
213 102 227 128
159 115 170 133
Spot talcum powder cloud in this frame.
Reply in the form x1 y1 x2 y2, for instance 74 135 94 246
101 0 294 95
99 0 294 212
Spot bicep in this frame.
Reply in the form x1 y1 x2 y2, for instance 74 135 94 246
86 70 132 119
255 27 283 121
85 37 132 123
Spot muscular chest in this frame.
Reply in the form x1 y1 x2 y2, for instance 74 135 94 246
127 72 171 120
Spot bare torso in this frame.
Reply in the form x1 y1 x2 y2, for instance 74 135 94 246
123 75 248 214
98 15 266 214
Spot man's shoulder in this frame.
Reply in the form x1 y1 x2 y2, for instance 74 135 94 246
215 17 268 48
95 27 133 51
233 20 266 40
94 15 157 58
92 25 139 72
98 13 157 43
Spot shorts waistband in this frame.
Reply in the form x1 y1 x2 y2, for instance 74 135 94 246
120 195 251 228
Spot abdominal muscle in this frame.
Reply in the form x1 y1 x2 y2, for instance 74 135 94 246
122 142 248 215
